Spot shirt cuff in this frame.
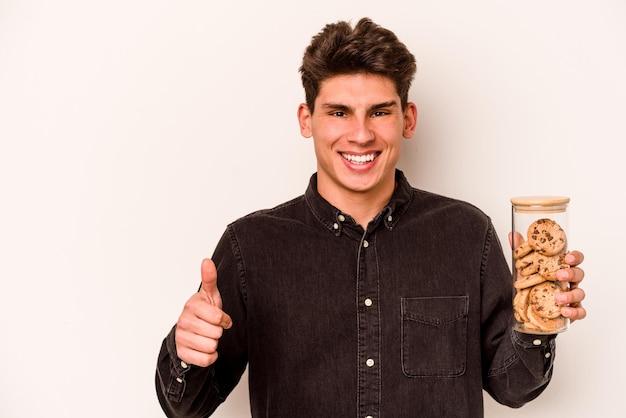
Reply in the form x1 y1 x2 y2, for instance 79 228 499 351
511 329 557 379
512 329 557 349
166 326 193 375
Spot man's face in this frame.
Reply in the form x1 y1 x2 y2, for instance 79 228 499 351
298 73 417 204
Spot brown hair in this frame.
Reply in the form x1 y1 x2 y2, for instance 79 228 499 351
299 17 417 113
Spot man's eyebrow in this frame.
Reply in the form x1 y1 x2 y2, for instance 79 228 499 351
321 103 351 112
369 100 399 111
321 100 399 112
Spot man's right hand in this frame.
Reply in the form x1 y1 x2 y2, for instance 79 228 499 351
175 258 233 367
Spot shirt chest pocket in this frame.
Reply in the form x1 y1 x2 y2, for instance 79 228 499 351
401 296 469 378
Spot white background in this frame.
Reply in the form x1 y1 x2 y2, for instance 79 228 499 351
1 1 624 417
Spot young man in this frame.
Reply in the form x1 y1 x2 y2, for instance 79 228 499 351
156 18 586 417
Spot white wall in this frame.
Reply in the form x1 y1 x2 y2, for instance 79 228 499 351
1 1 623 416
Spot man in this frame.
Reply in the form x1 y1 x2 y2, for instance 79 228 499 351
156 18 586 417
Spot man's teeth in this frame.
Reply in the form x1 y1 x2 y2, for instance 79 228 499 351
342 153 377 164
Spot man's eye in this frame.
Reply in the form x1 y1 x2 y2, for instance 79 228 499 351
372 111 389 117
332 111 346 117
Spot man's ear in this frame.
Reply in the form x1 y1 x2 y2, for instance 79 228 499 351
403 102 418 139
297 103 313 138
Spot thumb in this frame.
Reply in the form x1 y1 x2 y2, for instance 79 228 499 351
200 258 220 305
509 231 525 250
200 258 232 329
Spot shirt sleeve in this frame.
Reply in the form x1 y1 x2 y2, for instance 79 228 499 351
155 226 249 417
155 325 223 417
480 221 557 408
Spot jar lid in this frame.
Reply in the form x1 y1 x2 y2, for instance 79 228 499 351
511 196 570 213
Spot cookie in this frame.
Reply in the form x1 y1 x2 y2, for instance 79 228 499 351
520 321 542 332
513 241 533 259
526 305 566 333
527 218 567 256
514 251 536 271
513 273 546 290
536 252 568 280
513 287 530 323
520 261 539 277
528 281 563 319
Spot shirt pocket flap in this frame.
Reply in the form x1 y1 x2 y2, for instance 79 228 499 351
402 296 469 326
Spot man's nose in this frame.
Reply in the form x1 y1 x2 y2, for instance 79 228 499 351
348 117 374 144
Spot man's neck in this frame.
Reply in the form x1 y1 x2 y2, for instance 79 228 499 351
346 198 389 229
317 180 395 229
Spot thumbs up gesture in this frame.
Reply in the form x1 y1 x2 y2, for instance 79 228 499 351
175 259 233 367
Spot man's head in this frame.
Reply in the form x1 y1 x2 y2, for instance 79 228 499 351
299 17 417 114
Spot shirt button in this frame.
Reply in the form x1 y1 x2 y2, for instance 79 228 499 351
176 377 183 383
366 416 374 418
180 360 189 369
533 339 542 346
333 222 339 230
545 352 551 359
387 215 393 222
363 240 369 248
364 298 373 307
366 358 375 367
338 214 346 222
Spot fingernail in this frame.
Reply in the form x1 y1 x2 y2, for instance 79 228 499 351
224 316 233 329
556 270 567 280
565 254 575 264
555 294 566 304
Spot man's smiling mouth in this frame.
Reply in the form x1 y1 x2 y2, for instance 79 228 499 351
341 152 380 164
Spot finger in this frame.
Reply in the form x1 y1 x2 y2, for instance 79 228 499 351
179 300 229 337
556 266 585 284
176 329 220 354
564 250 584 267
555 287 586 306
200 258 220 300
220 312 233 329
560 304 587 322
186 294 233 330
177 345 219 368
199 259 233 329
206 308 232 329
508 231 525 250
555 284 587 324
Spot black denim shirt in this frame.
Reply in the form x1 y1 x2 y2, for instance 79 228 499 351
156 170 556 418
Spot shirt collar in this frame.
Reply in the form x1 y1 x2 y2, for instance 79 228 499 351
304 169 414 235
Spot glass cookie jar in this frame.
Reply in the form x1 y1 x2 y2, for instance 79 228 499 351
510 196 570 334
